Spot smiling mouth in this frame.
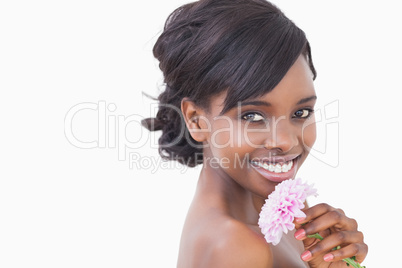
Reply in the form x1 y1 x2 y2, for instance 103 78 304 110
250 155 300 183
251 159 294 173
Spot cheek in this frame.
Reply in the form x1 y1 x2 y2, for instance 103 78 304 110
209 119 234 149
209 120 252 148
301 119 316 150
208 121 255 165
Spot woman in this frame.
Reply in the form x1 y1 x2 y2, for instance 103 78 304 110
142 0 368 267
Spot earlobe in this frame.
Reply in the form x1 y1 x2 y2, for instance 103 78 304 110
181 98 209 142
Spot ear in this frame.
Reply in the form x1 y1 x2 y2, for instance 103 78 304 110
181 98 210 142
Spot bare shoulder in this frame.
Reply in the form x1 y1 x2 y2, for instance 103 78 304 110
205 219 273 268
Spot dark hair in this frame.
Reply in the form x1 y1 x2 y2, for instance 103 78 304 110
142 0 317 167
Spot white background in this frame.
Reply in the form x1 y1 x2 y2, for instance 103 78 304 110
1 0 401 267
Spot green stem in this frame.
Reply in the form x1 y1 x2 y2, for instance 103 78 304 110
306 233 365 268
307 233 324 240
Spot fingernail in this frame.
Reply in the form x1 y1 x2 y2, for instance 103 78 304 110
301 250 312 261
323 253 334 262
294 229 306 240
295 217 306 223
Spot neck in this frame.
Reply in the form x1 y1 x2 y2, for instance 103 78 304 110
196 158 265 225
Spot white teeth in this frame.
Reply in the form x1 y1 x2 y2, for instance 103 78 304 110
274 164 282 173
255 159 294 173
281 165 289 173
268 164 275 172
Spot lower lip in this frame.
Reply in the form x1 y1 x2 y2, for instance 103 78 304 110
250 158 299 183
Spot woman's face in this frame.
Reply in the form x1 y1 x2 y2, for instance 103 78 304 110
200 55 317 198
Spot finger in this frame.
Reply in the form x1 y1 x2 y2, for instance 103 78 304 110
301 210 358 237
323 242 368 264
308 230 364 257
295 203 336 225
295 228 331 250
295 203 357 232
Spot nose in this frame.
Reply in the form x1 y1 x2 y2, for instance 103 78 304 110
263 118 298 153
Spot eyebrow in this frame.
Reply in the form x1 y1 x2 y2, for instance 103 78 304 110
239 100 271 107
296 95 317 105
238 95 317 107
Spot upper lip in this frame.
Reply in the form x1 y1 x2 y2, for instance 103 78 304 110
251 154 300 164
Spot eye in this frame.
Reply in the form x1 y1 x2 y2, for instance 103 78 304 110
293 109 314 119
242 112 265 122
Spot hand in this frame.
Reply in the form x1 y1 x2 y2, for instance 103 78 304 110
294 203 368 268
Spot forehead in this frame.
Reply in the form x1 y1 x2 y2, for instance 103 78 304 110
260 55 316 105
208 55 316 115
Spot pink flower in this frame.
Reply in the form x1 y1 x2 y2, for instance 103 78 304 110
258 178 317 245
